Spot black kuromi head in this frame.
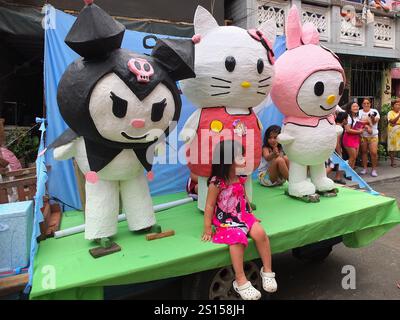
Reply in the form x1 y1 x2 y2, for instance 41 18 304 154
57 2 195 150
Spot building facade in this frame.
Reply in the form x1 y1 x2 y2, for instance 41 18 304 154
226 0 400 110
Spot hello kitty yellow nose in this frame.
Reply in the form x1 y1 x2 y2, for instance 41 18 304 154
241 81 251 88
326 95 336 106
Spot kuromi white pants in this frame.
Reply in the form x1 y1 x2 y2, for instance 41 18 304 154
84 173 155 240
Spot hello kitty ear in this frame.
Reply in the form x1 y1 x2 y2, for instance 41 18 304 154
258 18 277 48
301 22 320 45
286 5 302 50
193 5 219 36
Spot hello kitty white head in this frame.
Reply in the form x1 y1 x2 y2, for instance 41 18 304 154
270 5 345 118
180 6 276 109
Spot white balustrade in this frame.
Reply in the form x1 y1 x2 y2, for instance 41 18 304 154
254 1 396 52
301 4 330 42
256 0 289 35
373 16 395 49
340 17 365 46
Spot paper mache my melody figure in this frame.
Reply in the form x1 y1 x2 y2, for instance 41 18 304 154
270 5 345 203
179 6 277 212
49 0 195 257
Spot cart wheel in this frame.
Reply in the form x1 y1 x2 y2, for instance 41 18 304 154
182 261 267 300
292 245 332 263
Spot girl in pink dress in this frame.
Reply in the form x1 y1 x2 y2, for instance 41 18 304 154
343 102 370 169
201 140 277 300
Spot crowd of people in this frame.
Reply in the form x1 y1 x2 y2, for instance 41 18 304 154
336 97 400 179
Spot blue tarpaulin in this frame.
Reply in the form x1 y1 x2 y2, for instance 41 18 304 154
24 118 48 293
44 6 285 210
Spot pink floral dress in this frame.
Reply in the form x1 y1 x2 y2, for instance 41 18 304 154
210 176 260 247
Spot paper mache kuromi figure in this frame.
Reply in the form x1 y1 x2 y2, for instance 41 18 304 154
179 6 276 211
49 1 194 255
270 5 345 202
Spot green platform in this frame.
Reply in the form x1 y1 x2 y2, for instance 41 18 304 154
30 183 400 300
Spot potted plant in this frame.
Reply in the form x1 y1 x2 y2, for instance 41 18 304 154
378 143 388 161
378 101 392 145
5 127 40 168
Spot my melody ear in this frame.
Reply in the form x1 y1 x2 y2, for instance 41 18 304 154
301 22 320 45
285 5 303 50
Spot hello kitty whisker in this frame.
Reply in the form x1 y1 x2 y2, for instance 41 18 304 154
211 85 231 89
258 84 270 88
211 92 230 96
259 76 271 83
257 91 267 95
212 77 232 83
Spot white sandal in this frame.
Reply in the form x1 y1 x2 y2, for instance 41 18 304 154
260 267 278 293
233 280 261 300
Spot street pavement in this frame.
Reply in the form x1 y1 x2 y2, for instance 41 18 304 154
272 172 400 300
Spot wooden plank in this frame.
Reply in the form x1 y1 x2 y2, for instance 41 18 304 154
46 211 62 237
0 189 9 204
40 202 51 233
0 273 29 297
146 230 175 241
17 185 26 201
0 176 37 203
0 177 37 189
27 185 37 200
89 243 121 258
50 203 61 213
3 167 36 178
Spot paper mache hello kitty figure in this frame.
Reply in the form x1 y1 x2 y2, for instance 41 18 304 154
49 1 194 249
179 6 276 211
270 5 345 200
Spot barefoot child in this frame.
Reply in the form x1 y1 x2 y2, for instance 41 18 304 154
258 125 289 187
202 140 277 300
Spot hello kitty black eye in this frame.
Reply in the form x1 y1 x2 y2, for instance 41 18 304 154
225 56 236 72
339 81 344 95
257 59 264 74
151 98 167 122
314 82 324 96
110 91 128 118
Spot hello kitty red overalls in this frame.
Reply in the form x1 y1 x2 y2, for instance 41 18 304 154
186 107 262 177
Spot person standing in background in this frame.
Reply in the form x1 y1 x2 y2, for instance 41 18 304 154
332 111 348 184
343 102 365 170
359 98 380 177
388 98 400 167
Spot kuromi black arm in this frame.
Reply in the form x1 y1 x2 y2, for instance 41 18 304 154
48 128 79 149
